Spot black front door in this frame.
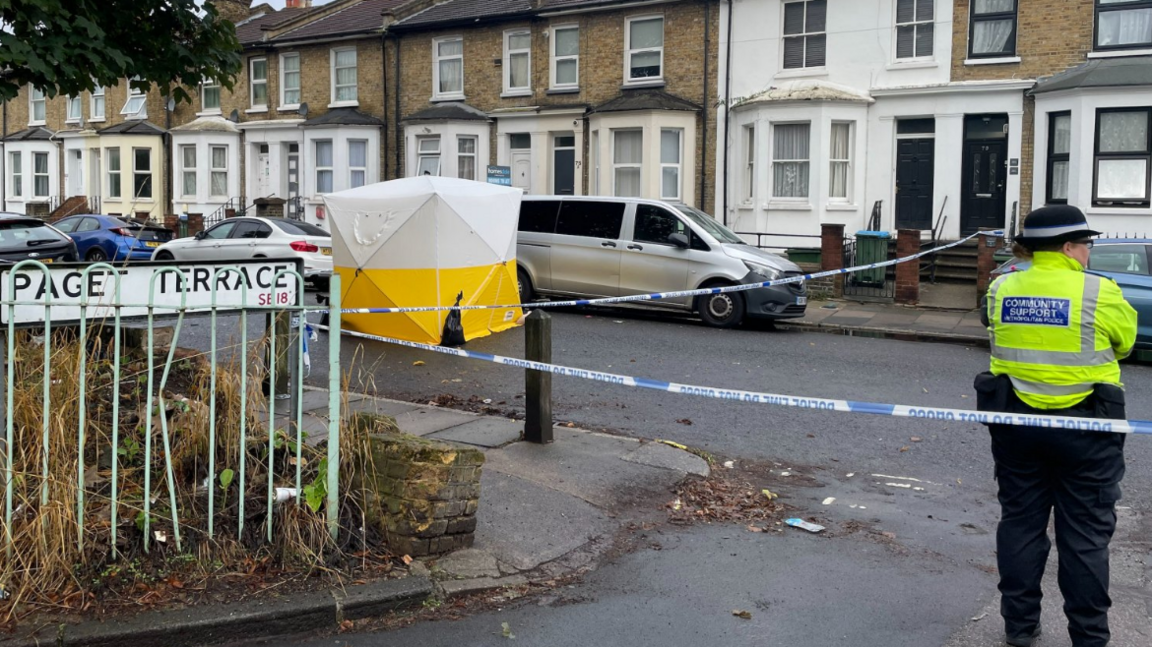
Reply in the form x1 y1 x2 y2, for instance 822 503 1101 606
895 138 934 230
961 139 1007 234
553 145 575 195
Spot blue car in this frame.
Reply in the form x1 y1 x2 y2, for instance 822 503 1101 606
52 214 174 262
992 239 1152 350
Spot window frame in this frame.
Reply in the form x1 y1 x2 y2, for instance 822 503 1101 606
29 86 46 125
180 144 197 198
611 129 643 198
280 52 302 108
416 136 442 176
771 122 812 200
210 145 228 198
201 77 221 113
120 78 147 119
782 0 827 70
1092 107 1152 208
659 128 682 201
249 57 269 110
330 47 358 106
1046 111 1072 205
624 15 665 85
9 152 22 199
829 121 853 202
1094 0 1152 51
503 29 532 96
132 147 152 200
968 0 1019 59
591 130 600 195
107 147 121 199
90 83 105 121
315 140 334 194
743 125 756 202
348 139 368 189
432 36 465 101
457 136 477 181
66 95 82 123
550 25 580 90
894 0 935 61
32 152 49 198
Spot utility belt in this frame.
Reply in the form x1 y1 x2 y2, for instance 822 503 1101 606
974 372 1127 421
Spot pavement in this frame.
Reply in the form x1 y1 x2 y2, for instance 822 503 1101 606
783 296 989 345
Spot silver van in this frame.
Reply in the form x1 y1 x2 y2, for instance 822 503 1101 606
515 196 807 328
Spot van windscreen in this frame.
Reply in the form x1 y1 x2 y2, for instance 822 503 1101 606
556 201 625 239
518 200 561 233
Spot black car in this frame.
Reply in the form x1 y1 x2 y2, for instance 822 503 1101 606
0 213 79 265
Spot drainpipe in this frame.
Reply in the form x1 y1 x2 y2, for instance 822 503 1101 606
393 32 402 177
382 28 389 181
165 92 173 218
2 102 7 207
721 0 733 225
700 0 709 212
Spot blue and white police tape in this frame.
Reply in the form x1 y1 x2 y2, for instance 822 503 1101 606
336 326 1152 436
330 230 1007 315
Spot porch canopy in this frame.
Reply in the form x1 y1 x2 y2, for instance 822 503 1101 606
322 176 523 344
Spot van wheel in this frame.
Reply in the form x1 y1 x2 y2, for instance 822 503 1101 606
517 269 534 304
696 288 745 328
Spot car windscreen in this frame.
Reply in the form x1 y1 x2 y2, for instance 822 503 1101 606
271 220 330 237
675 205 746 245
0 221 68 247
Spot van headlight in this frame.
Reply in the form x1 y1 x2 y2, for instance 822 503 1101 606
744 261 782 281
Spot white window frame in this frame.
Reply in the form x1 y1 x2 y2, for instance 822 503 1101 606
550 25 580 90
315 140 334 194
894 0 935 61
180 144 197 198
417 136 442 176
457 136 477 180
280 52 302 109
249 57 268 110
660 128 682 201
201 78 222 114
9 152 22 199
624 15 665 85
743 125 756 202
29 86 46 125
611 129 643 197
348 140 368 189
32 152 49 198
782 0 827 70
106 147 121 199
503 29 532 96
828 121 853 202
210 145 228 198
132 147 152 199
591 130 600 194
65 95 82 123
121 78 147 119
90 83 105 121
771 121 812 200
432 36 465 101
330 47 358 107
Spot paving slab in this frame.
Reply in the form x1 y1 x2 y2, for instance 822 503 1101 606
428 417 523 448
344 396 420 418
473 470 615 572
828 310 877 322
439 575 528 598
297 388 362 412
391 407 478 437
622 442 710 477
433 548 501 579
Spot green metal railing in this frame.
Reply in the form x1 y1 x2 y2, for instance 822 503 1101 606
1 260 343 558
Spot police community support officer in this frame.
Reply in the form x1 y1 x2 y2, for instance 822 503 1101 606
977 205 1137 647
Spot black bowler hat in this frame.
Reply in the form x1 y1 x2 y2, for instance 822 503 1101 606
1015 205 1101 247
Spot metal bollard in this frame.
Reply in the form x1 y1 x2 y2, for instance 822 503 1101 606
524 309 553 444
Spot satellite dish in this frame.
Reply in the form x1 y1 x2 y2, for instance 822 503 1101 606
298 102 309 117
166 98 176 112
228 109 240 123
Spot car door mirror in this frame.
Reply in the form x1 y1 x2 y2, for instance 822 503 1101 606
668 233 690 249
194 230 207 241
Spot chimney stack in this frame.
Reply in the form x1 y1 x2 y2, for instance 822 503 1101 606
285 0 313 8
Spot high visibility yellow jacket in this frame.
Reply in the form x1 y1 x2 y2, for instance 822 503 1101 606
987 251 1137 410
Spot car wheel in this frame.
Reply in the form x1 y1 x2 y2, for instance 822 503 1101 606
517 269 534 304
696 288 745 328
154 250 175 261
86 248 108 262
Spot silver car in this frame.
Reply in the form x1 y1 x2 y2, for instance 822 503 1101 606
515 196 807 328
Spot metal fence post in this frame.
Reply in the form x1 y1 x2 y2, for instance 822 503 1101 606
326 273 342 540
524 310 553 444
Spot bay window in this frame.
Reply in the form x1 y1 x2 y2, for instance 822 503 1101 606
772 123 810 199
1094 108 1151 207
316 141 334 193
1047 112 1071 204
660 129 682 200
613 130 643 197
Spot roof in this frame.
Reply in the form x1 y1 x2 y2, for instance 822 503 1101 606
590 89 701 114
394 0 534 28
733 80 875 108
403 102 490 122
302 107 385 127
275 0 405 42
97 121 166 136
3 126 54 142
169 116 241 134
1030 55 1152 95
235 7 311 45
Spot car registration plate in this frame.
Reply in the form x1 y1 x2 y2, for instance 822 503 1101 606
145 241 161 248
321 247 332 256
796 296 807 306
42 258 53 264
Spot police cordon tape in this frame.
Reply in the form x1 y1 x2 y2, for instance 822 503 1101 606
331 326 1152 436
329 230 1007 315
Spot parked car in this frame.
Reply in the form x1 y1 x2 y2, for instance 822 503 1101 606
150 216 333 287
515 196 807 328
0 213 78 264
52 214 174 262
991 238 1152 349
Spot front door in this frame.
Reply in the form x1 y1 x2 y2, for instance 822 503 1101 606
88 149 101 204
66 150 83 197
511 151 531 193
254 144 271 199
553 135 575 195
895 138 934 230
961 139 1007 234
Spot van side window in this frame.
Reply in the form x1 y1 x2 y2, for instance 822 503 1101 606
634 205 711 251
518 200 561 233
556 201 625 239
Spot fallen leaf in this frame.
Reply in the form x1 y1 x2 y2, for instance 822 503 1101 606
722 460 735 469
501 621 516 639
154 530 167 543
401 555 413 565
971 612 987 622
656 439 688 450
822 497 836 505
806 433 815 438
761 489 778 501
413 361 425 366
910 436 922 442
566 422 575 428
922 387 929 393
676 418 693 426
671 498 682 511
732 609 752 620
339 619 355 633
899 446 911 452
746 525 763 533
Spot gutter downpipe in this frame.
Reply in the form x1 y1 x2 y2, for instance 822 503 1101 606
700 0 709 212
2 102 7 206
394 31 402 178
382 25 389 181
165 91 173 219
721 0 733 226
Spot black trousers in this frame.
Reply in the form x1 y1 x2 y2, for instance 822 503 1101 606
982 379 1126 647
